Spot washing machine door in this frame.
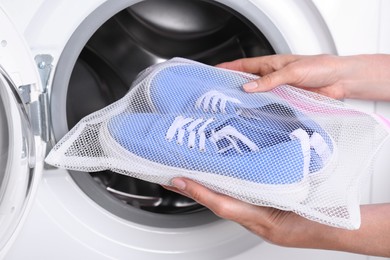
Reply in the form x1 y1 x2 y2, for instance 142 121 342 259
0 68 39 254
0 6 45 256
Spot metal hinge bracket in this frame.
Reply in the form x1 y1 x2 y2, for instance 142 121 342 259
17 54 53 142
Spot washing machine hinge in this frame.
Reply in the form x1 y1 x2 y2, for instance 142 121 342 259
26 54 54 142
29 92 50 142
18 84 50 142
35 54 53 89
17 54 53 143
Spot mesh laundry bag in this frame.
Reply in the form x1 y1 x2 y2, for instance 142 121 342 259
46 57 390 229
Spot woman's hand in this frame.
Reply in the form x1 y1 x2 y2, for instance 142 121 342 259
164 178 312 247
163 54 390 257
217 54 390 101
164 178 390 257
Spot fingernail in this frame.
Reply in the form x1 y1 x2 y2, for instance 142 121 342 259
172 178 186 190
243 81 258 91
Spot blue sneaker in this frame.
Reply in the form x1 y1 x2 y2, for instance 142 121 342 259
106 112 309 183
238 103 334 173
142 58 273 114
102 112 315 201
107 110 316 190
132 58 334 174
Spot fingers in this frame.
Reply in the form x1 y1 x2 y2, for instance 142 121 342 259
217 57 275 75
217 55 303 93
216 55 300 74
170 178 232 211
243 70 291 92
165 178 297 242
162 185 188 197
169 178 250 221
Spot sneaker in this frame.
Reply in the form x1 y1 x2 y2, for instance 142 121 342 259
101 112 322 201
138 58 270 114
131 58 334 173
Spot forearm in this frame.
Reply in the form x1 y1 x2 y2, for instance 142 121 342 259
342 54 390 101
168 178 390 257
295 203 390 256
221 54 390 101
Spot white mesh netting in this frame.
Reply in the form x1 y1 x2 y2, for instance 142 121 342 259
46 57 390 229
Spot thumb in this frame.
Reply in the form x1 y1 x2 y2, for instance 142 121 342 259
243 71 289 93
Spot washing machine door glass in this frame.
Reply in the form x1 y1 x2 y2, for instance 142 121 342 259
0 68 36 250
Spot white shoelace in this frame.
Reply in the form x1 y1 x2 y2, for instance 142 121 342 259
290 129 332 175
290 129 311 176
195 90 242 113
165 116 331 164
309 132 332 164
165 116 259 153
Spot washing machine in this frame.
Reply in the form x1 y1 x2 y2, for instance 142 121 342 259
0 0 389 259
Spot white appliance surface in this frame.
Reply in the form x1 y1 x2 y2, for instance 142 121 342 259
0 0 389 259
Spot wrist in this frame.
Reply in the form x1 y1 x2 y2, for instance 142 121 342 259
341 54 390 100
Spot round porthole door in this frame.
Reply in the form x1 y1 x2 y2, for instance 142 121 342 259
0 6 45 257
